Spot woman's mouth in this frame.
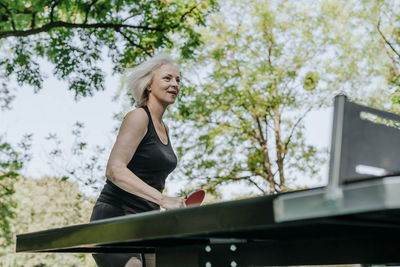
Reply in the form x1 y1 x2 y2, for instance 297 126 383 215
167 90 178 96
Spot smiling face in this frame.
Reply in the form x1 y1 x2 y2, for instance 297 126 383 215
147 64 180 107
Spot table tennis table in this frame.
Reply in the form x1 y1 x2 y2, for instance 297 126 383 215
16 95 400 266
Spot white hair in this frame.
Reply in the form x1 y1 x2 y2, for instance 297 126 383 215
126 54 179 107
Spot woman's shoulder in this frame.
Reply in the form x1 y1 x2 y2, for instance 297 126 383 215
123 107 149 128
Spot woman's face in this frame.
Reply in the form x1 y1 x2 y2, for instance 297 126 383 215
148 64 180 106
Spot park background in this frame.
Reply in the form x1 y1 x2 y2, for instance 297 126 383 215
1 0 400 266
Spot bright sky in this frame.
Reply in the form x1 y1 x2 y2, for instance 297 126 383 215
1 58 118 174
0 57 332 199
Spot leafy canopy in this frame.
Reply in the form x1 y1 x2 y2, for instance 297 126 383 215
170 0 333 195
168 0 395 196
0 0 217 106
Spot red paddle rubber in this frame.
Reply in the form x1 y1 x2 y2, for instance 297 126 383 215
185 189 205 206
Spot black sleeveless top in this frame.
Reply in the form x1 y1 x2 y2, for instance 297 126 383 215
97 106 178 213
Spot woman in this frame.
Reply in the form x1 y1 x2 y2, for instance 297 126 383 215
90 54 185 267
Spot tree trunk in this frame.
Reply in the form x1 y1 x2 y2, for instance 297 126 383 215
255 116 276 194
273 106 286 192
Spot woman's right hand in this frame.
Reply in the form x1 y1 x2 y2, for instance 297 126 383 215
160 195 186 210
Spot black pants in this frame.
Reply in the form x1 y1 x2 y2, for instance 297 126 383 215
90 201 144 267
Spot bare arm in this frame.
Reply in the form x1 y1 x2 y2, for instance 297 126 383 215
105 109 185 209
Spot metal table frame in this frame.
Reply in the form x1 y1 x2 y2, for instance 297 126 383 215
17 177 400 266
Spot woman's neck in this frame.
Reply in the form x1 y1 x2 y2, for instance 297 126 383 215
146 100 166 123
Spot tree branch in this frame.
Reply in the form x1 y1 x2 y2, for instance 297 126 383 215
170 4 198 29
116 0 121 12
267 26 273 67
122 12 143 23
13 8 34 15
377 17 400 60
282 104 313 162
255 115 266 143
50 1 57 23
274 182 282 193
384 45 400 77
238 88 275 193
0 2 16 31
31 12 36 29
0 21 163 38
214 175 267 195
203 113 274 193
84 0 99 24
204 116 262 148
115 28 152 56
247 178 267 195
263 114 274 132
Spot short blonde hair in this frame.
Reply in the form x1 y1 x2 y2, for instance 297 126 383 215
126 54 179 107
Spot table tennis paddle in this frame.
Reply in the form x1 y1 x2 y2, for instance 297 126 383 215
185 189 205 206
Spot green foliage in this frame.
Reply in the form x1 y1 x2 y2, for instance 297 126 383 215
0 133 97 265
0 176 96 266
168 0 331 195
392 90 400 105
167 0 393 196
373 0 400 104
0 0 218 105
304 72 319 91
44 121 107 192
0 135 31 248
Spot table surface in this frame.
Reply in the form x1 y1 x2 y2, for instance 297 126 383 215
16 176 400 255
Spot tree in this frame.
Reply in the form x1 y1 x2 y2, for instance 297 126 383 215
374 0 400 104
0 0 218 107
0 175 96 266
0 134 31 249
168 0 392 195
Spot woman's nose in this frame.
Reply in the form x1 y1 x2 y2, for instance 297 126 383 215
171 79 179 86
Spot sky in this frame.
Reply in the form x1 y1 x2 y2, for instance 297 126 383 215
0 57 332 199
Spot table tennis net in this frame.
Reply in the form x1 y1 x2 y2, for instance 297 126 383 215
328 95 400 185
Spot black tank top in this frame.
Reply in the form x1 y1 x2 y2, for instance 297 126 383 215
97 106 177 213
